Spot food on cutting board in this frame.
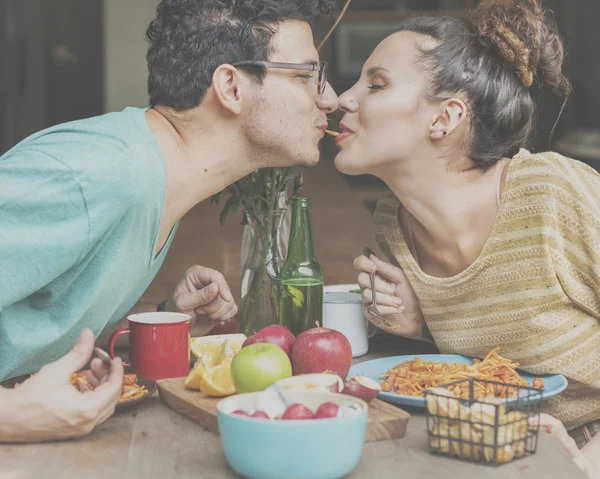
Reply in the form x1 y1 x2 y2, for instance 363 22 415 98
189 333 246 360
185 339 237 396
230 343 292 394
291 322 353 381
242 324 296 360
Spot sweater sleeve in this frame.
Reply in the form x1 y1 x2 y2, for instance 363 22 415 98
547 154 600 319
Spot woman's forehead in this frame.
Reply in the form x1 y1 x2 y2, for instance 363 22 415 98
366 31 438 74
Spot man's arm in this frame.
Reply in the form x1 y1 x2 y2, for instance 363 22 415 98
96 265 238 348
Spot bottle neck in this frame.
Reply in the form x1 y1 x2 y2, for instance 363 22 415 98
287 198 317 263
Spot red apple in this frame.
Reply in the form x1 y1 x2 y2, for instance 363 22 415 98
342 375 381 403
281 404 315 420
251 411 270 419
231 409 249 416
291 323 353 381
315 402 340 419
243 324 296 360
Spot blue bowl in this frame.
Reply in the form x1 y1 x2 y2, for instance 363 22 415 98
217 391 368 479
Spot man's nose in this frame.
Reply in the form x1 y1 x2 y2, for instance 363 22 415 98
316 82 339 113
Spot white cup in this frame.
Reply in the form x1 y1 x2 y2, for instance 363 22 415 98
322 291 376 357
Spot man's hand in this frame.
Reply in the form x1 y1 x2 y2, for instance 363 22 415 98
166 266 238 334
0 329 124 443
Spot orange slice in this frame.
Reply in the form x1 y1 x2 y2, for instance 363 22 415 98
190 333 246 360
211 340 236 367
184 358 209 390
200 362 236 397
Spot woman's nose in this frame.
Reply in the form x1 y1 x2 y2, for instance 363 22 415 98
338 89 359 113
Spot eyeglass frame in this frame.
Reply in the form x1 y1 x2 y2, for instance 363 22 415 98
231 61 328 95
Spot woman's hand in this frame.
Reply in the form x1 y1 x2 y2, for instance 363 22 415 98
0 329 124 443
354 252 429 340
529 414 600 478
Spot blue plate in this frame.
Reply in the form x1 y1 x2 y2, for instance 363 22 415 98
349 354 568 408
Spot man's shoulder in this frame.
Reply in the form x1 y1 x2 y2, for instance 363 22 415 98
1 107 166 225
4 108 161 193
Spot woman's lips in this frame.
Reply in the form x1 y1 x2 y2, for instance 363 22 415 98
335 131 353 145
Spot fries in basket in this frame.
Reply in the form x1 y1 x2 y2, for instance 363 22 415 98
424 380 542 465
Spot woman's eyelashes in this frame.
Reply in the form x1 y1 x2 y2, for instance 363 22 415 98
367 84 386 91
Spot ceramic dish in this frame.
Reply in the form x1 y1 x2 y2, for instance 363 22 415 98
349 354 568 408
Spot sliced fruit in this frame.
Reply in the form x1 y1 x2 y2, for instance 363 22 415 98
276 373 344 393
184 358 208 390
282 404 314 420
200 362 236 397
251 411 270 419
185 340 237 391
232 409 249 416
190 333 246 360
315 402 340 419
211 340 236 367
342 375 381 403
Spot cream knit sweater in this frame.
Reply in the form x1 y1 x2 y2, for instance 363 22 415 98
374 149 600 430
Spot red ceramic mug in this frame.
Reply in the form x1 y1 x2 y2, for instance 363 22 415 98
109 312 191 381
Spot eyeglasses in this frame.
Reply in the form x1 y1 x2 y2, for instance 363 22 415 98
232 61 328 95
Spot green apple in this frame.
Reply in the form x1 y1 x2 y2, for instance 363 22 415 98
231 343 292 393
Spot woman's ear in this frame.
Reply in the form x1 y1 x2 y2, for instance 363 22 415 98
428 98 467 141
211 64 245 116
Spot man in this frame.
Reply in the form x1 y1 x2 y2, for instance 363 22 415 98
0 0 339 442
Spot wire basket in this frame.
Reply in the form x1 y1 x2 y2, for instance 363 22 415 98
424 378 542 466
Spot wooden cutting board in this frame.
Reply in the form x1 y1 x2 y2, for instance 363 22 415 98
156 377 410 442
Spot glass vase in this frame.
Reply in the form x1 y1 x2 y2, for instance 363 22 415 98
239 207 290 336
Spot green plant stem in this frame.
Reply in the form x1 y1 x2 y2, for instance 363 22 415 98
241 264 266 336
241 170 281 335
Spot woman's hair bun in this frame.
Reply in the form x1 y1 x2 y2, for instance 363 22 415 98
470 0 571 95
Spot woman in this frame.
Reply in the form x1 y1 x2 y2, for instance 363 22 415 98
335 0 600 475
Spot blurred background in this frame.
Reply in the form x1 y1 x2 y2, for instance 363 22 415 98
1 0 598 160
1 0 598 326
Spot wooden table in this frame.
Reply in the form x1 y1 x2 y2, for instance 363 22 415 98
0 336 585 479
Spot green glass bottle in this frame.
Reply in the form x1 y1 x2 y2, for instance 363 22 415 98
279 197 323 336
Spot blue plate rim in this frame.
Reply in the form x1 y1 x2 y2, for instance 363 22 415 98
349 354 568 408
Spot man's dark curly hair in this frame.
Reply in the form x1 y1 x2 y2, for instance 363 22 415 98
146 0 341 110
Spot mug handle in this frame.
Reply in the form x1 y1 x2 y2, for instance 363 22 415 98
109 328 131 368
